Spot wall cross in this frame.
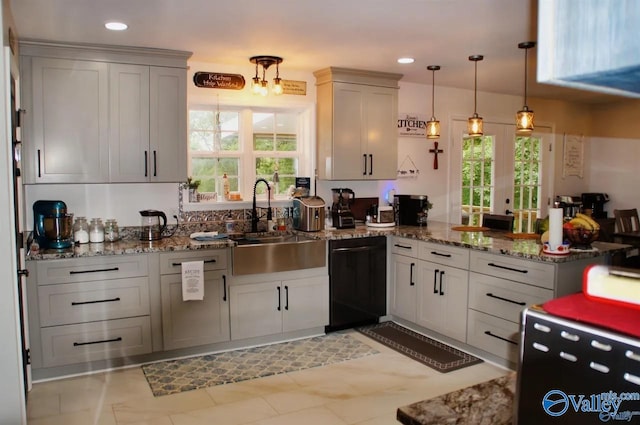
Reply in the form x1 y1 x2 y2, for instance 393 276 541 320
429 141 444 169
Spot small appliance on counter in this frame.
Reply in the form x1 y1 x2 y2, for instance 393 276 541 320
139 209 167 241
393 194 430 226
366 204 395 227
33 200 74 249
581 192 609 218
292 196 326 232
331 188 356 229
556 195 582 219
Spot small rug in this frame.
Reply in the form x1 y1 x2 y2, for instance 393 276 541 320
141 332 379 396
357 322 483 373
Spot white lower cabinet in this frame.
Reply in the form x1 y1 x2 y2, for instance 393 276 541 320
229 274 329 341
416 261 468 342
159 250 230 350
389 253 417 322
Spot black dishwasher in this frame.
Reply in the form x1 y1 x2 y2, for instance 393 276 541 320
326 236 386 332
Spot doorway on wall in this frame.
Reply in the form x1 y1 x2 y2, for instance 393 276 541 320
449 119 554 233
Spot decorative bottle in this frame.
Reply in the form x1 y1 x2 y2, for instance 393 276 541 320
89 218 105 243
222 173 230 200
104 219 119 242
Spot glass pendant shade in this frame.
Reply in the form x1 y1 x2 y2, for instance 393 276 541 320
467 113 483 137
426 119 440 139
468 55 484 136
272 77 283 95
516 41 536 133
516 106 534 133
426 65 441 139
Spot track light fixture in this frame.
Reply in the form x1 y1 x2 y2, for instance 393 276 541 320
426 65 441 139
516 41 536 133
249 55 283 96
467 55 484 137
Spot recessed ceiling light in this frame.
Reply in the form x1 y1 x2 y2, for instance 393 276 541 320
105 22 128 31
397 57 415 64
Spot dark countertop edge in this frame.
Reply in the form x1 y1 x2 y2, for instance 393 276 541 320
26 222 631 262
396 373 517 425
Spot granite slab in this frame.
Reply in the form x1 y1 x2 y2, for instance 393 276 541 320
397 373 516 425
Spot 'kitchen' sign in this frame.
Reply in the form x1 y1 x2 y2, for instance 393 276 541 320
193 72 246 90
398 113 427 137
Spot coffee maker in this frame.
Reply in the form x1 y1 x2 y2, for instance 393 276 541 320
331 188 355 229
394 194 431 226
581 193 610 218
33 200 74 249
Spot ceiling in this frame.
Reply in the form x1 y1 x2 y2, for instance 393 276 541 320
9 0 624 103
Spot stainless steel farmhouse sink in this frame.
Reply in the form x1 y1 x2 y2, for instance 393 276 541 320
231 234 326 275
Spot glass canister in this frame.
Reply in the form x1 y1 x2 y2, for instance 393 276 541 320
104 219 120 242
73 216 90 244
89 218 105 243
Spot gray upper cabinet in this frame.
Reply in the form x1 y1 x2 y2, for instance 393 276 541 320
20 41 192 184
314 67 402 180
26 57 110 183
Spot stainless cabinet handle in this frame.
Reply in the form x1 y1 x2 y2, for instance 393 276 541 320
487 262 528 274
430 251 452 258
72 297 120 306
144 150 148 177
333 246 371 253
69 267 119 275
484 331 518 345
433 269 438 293
439 271 444 295
486 292 526 306
410 263 415 286
73 336 122 347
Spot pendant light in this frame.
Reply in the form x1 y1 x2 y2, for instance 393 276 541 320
516 41 536 133
467 55 484 136
249 55 283 96
426 65 441 139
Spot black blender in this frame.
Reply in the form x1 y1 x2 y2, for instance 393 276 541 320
33 200 74 249
331 188 355 229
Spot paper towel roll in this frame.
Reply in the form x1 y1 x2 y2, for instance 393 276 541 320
549 208 564 250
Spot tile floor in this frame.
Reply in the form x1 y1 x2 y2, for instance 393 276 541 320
26 331 509 425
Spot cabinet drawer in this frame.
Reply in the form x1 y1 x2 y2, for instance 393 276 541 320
468 272 553 323
36 255 148 285
419 241 469 269
467 309 520 364
469 251 555 289
159 249 228 274
40 316 152 367
38 277 150 326
390 237 418 257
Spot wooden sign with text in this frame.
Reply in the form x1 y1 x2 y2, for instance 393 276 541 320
193 72 246 90
282 80 307 95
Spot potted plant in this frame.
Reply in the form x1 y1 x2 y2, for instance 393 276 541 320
184 177 201 202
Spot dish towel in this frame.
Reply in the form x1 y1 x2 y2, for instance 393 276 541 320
181 261 204 301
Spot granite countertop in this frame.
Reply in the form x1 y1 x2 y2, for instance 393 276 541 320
397 373 516 425
27 220 630 262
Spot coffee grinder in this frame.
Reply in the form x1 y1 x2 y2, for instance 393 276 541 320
33 200 74 249
331 188 355 229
